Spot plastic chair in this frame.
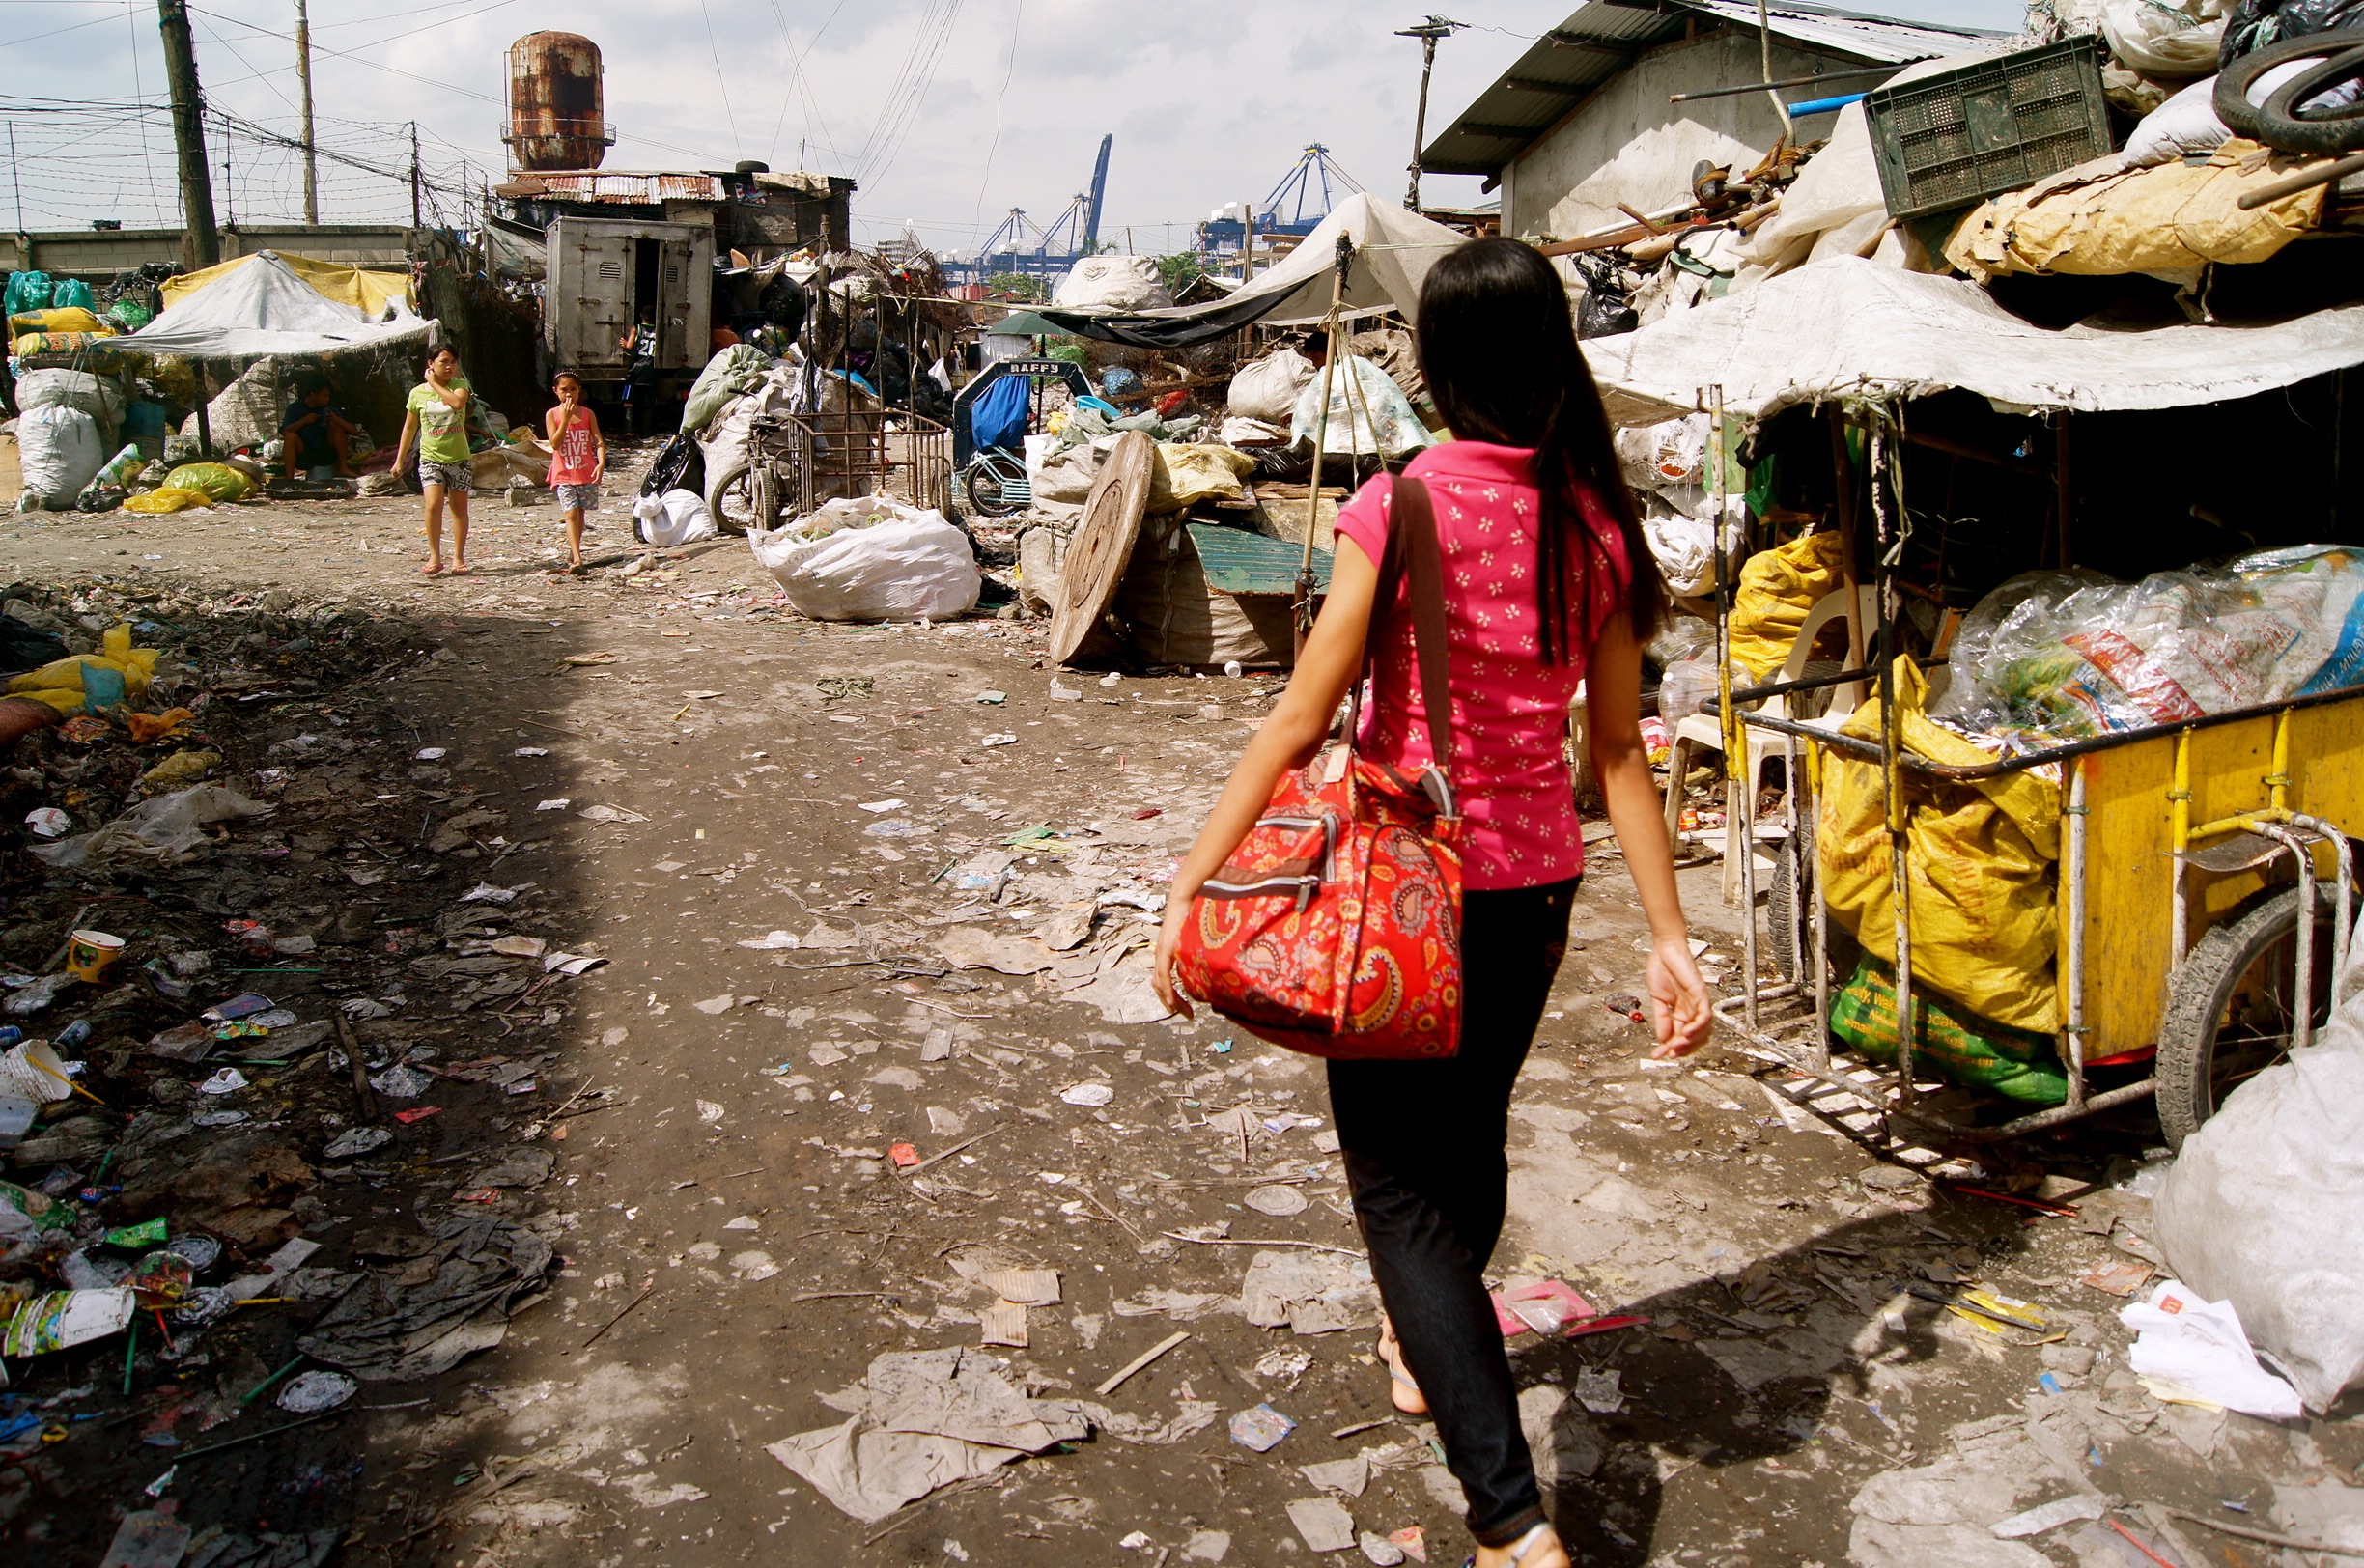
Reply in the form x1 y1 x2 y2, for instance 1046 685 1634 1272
1662 586 1876 900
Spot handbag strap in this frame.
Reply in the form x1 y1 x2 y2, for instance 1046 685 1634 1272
1345 476 1457 803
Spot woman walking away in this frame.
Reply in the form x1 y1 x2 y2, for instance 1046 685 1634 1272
393 346 474 576
545 370 605 574
1153 238 1713 1568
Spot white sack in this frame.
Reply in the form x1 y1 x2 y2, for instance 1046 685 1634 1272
1052 255 1173 313
1615 413 1709 490
1228 348 1317 425
1642 488 1745 599
14 369 125 433
747 495 981 623
2093 0 2224 79
2154 919 2364 1413
2123 62 2349 167
633 489 718 547
17 404 104 508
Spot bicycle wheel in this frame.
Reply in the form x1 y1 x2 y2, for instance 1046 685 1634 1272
964 456 1027 518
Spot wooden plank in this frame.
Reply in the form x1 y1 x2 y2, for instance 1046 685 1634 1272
1188 523 1333 597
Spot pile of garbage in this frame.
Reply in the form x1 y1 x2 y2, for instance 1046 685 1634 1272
1932 545 2364 746
0 578 578 1537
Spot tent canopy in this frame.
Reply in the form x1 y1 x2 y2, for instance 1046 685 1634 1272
128 251 429 361
159 249 415 316
1582 256 2364 427
1033 193 1474 349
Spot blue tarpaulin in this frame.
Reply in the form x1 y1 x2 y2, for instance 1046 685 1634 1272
967 373 1031 454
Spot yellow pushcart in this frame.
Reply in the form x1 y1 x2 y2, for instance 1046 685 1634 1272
1722 674 2362 1149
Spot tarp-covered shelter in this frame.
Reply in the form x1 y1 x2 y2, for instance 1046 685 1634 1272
1582 255 2364 427
157 248 415 317
130 251 429 360
1033 194 1471 348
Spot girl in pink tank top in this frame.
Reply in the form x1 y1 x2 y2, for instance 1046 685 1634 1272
545 370 606 574
1154 238 1712 1568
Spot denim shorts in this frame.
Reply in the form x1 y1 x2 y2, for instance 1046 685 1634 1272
555 482 602 513
418 459 472 494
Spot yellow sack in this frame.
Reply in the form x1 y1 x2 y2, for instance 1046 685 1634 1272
1816 658 2061 1032
14 688 87 715
12 331 114 356
1946 140 2323 282
1148 443 1255 512
7 625 158 705
124 488 210 514
162 462 249 502
1728 530 1846 679
7 307 105 335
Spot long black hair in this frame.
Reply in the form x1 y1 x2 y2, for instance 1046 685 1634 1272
1413 237 1661 660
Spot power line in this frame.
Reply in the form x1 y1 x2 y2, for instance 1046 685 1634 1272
698 0 743 164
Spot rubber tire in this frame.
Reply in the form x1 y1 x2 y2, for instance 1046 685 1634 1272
965 459 1024 518
709 462 757 537
2156 882 2343 1152
1768 811 1810 982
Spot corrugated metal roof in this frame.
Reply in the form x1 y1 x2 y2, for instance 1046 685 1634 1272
1421 0 2009 178
493 171 727 204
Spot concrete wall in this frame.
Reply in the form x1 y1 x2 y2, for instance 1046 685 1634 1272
1508 31 1862 239
0 224 411 279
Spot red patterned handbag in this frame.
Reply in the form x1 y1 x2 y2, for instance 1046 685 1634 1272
1173 478 1463 1060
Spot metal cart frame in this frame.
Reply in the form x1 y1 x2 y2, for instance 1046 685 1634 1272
1692 392 2363 1147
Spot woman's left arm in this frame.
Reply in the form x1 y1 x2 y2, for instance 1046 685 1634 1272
1151 537 1382 1016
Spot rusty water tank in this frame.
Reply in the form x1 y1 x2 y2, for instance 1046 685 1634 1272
505 32 611 171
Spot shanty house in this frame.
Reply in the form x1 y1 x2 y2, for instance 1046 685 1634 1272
492 167 855 262
1422 0 2005 240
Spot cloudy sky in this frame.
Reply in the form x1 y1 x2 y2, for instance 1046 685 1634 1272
6 0 2019 252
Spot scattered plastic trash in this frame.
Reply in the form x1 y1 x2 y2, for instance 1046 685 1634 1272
1285 1496 1356 1553
275 1370 358 1413
2122 1280 2303 1419
197 1067 247 1096
1228 1403 1297 1452
1059 1082 1115 1107
2 1286 136 1355
1991 1495 2109 1538
23 807 69 838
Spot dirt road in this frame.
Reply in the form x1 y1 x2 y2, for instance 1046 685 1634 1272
3 450 2353 1567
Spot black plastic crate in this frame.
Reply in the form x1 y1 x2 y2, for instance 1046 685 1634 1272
1864 35 2113 220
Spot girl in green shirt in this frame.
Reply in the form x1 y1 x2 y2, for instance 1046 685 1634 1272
393 345 474 575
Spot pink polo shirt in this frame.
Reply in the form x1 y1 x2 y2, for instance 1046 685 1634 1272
1334 441 1630 891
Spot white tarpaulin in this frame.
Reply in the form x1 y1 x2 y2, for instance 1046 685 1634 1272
1583 255 2364 427
127 250 430 360
1034 193 1471 348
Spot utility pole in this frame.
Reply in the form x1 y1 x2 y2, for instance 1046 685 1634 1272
7 122 21 234
1396 15 1466 210
295 0 317 223
409 121 422 228
156 0 219 268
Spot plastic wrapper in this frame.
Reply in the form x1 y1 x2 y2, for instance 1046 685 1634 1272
1932 546 2364 747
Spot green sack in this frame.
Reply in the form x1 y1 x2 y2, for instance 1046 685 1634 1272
51 278 94 312
1829 955 2068 1106
104 297 154 333
4 270 52 318
161 462 249 502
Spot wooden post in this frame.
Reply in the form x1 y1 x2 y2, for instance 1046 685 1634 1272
295 0 318 224
1828 406 1865 673
156 0 220 269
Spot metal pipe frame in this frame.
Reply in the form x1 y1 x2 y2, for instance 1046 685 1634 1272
2064 759 2088 1109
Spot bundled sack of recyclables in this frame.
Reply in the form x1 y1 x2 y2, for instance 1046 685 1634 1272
748 496 981 623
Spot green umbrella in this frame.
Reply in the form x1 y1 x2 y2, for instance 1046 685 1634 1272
985 310 1070 337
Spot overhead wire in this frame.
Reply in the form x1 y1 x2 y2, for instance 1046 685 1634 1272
698 0 744 163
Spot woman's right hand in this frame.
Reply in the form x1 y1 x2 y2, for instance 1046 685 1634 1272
1646 935 1713 1059
1151 897 1195 1020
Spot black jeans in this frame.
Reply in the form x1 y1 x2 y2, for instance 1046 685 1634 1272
1327 878 1578 1550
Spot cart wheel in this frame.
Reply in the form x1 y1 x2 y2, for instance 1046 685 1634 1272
965 456 1026 518
710 462 757 535
2156 882 2344 1151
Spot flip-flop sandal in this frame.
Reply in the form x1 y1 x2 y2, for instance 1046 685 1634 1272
1460 1522 1558 1568
1377 1322 1428 1415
